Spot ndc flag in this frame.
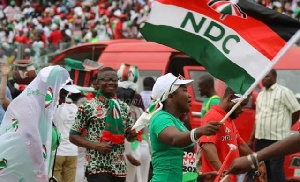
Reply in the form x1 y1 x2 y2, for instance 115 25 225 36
141 0 300 94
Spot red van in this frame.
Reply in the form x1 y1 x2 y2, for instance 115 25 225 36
51 40 300 180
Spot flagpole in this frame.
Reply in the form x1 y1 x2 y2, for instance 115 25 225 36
220 29 300 124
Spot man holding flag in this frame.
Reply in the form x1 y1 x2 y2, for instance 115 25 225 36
138 0 300 181
140 0 300 97
199 87 265 181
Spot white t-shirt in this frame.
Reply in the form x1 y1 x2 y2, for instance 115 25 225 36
54 103 78 156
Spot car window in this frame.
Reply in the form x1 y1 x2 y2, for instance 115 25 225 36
188 70 211 102
277 70 300 102
137 70 162 93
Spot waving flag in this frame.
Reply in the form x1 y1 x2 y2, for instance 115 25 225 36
141 0 300 95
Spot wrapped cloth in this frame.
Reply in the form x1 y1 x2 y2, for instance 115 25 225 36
0 66 72 182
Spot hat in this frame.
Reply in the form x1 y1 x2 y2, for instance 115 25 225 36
62 84 80 93
117 63 139 83
113 9 121 17
10 1 15 5
51 23 58 30
151 73 193 101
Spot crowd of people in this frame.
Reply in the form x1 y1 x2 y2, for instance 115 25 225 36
0 0 300 182
0 0 299 65
0 61 300 182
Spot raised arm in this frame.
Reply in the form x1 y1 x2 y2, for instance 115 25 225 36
0 63 11 111
228 134 300 174
158 122 222 148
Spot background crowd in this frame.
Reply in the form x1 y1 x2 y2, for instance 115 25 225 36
0 0 300 69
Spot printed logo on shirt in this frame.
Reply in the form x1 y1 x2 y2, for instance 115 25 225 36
222 135 232 141
225 127 230 133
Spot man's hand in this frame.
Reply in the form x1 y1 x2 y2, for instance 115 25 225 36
197 121 222 136
198 171 218 182
94 142 112 154
125 126 137 142
1 63 11 76
227 156 250 175
126 154 141 166
257 162 267 182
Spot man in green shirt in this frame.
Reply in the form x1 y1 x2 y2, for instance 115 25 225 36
134 73 222 182
198 75 221 117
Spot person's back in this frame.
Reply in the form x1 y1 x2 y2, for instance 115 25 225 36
140 77 155 110
54 101 79 182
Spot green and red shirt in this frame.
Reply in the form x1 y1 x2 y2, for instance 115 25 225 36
70 96 133 177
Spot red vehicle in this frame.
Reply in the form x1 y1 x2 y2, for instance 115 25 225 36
52 40 300 180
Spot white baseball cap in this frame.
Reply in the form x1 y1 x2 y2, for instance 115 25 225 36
63 84 80 93
151 73 193 101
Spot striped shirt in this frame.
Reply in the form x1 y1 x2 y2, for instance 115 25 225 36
255 83 300 140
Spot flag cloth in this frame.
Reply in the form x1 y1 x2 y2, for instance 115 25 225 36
141 0 300 94
0 66 71 182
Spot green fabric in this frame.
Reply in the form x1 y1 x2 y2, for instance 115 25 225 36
130 134 147 150
201 95 221 117
141 23 255 94
91 37 99 42
51 127 61 151
97 91 124 144
131 140 139 150
149 110 192 182
64 58 86 71
182 172 198 182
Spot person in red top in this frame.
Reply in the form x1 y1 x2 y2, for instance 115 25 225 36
48 24 62 49
14 30 29 44
199 87 265 182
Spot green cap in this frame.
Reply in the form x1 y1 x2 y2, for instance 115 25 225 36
7 24 14 30
10 1 15 5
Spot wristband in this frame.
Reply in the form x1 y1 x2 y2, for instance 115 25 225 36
252 153 260 168
190 129 197 143
247 154 256 169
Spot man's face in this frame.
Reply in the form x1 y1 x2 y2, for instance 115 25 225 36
262 72 275 89
198 79 209 97
229 97 249 119
98 70 118 97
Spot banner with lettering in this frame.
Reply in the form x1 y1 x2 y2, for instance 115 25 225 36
141 0 300 95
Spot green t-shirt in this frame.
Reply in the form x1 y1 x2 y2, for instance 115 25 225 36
149 110 191 182
200 95 220 117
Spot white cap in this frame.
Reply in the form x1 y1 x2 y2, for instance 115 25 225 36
113 9 121 17
51 23 58 30
151 73 193 101
63 85 80 93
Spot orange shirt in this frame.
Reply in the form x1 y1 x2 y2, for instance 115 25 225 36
199 105 244 181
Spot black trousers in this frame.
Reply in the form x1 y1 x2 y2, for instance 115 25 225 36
86 173 126 182
255 139 285 182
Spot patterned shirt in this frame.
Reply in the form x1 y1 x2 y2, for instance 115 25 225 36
70 96 133 176
255 83 300 140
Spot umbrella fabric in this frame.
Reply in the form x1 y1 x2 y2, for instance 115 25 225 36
0 66 71 182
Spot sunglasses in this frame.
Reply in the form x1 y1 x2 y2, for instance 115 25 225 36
99 78 119 83
161 74 185 100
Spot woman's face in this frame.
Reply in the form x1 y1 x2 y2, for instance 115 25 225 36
172 85 191 113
